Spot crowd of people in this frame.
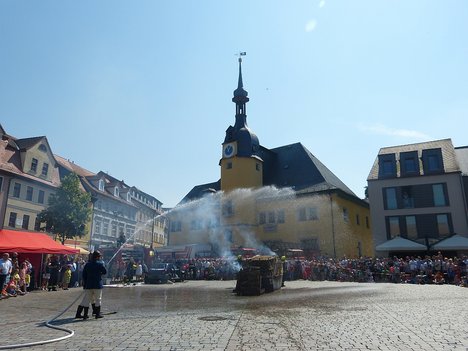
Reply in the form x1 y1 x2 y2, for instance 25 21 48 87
281 253 468 286
148 253 468 287
1 251 467 301
0 252 89 300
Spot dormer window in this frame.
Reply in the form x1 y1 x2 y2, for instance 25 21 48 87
41 163 49 177
38 144 47 152
30 158 38 173
378 153 397 178
422 148 444 174
400 151 419 176
127 192 131 202
98 179 105 191
114 187 119 197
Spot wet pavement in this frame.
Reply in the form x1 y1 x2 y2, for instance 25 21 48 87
0 280 467 350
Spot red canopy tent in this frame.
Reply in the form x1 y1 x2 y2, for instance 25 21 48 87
0 229 79 254
0 229 80 290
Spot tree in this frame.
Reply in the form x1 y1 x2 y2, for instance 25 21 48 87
37 173 92 244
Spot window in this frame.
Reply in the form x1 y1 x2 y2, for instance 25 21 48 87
308 208 318 220
0 176 3 191
13 183 21 198
432 184 447 206
8 212 17 227
343 208 349 222
256 163 261 171
170 221 182 232
436 214 450 235
30 158 38 173
298 207 318 221
268 211 276 224
365 216 369 229
94 220 102 235
378 153 397 178
127 192 131 202
222 200 234 216
114 187 119 197
405 216 417 240
22 215 30 230
38 190 45 204
38 144 47 152
98 179 105 191
224 230 233 243
41 163 49 176
190 220 203 230
102 221 109 236
401 186 414 208
259 212 266 225
26 186 33 201
356 214 360 225
111 222 117 237
384 187 397 209
298 208 307 221
422 148 444 174
226 162 232 169
400 151 419 176
277 210 285 224
34 217 41 231
387 216 400 239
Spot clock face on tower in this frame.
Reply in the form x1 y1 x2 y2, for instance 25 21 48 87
223 142 236 158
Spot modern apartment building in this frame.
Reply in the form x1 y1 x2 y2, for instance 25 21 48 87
367 139 468 256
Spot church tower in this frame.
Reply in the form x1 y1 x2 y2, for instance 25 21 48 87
220 56 263 192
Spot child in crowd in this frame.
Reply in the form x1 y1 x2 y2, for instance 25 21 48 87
62 264 72 290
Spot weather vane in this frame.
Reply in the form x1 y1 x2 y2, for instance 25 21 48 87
236 51 247 62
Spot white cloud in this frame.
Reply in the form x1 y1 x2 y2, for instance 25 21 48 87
319 0 325 8
358 123 430 140
305 19 317 32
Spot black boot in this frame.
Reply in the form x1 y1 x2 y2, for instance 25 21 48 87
92 303 96 316
95 305 103 319
82 307 89 320
75 305 84 319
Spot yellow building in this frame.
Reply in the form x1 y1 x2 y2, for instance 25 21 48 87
168 59 373 258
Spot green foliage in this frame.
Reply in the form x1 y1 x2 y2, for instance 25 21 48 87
37 173 91 244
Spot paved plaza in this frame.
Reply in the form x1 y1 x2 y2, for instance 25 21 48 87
1 280 467 351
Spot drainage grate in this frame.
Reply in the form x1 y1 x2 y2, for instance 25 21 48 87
198 316 228 321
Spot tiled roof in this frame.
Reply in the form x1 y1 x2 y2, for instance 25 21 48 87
180 181 221 204
15 137 45 150
0 138 60 187
264 143 356 196
181 142 357 203
54 154 95 177
368 139 460 180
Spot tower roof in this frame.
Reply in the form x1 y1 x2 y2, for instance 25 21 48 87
232 57 249 101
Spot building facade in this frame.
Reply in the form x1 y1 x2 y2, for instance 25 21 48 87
0 126 60 232
167 59 373 258
367 139 468 256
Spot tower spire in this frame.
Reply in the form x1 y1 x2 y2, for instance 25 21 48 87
233 52 249 116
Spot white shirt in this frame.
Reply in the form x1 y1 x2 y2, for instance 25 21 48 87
0 258 13 275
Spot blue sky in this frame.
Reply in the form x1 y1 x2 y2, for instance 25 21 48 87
1 1 467 207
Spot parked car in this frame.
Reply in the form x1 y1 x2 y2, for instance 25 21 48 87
145 263 182 284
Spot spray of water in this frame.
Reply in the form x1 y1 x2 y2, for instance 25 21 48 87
169 186 298 260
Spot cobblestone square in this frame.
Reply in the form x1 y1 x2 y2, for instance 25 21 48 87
1 281 467 351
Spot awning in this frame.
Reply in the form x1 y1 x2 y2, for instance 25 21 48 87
78 247 90 255
375 236 427 251
0 229 80 254
431 235 468 251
